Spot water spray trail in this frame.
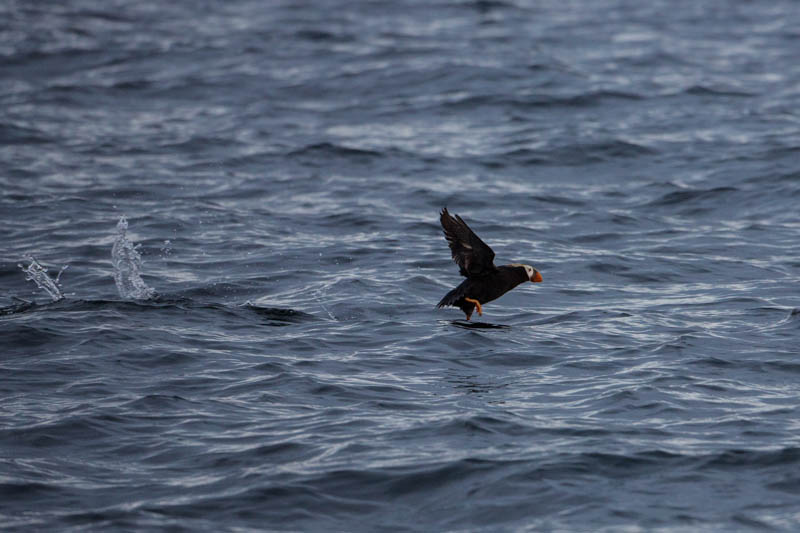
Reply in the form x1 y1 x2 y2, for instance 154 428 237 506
18 258 66 302
112 216 156 300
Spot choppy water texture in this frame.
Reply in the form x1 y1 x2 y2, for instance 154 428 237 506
2 0 800 530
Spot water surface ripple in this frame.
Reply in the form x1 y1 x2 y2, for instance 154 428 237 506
2 0 800 530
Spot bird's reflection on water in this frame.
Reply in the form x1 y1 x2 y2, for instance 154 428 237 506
450 320 510 330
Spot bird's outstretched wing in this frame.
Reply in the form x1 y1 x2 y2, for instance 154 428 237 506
440 207 497 277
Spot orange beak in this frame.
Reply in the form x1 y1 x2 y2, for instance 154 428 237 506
531 270 543 283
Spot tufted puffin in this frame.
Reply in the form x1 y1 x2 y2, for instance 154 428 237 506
436 208 542 320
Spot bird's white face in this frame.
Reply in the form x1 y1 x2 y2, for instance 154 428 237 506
509 263 543 282
522 264 543 283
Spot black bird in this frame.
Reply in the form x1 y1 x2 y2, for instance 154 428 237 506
437 208 542 320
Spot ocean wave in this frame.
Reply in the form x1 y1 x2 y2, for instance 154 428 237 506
645 186 740 207
4 0 800 529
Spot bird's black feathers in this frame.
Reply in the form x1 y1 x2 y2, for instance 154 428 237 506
436 265 529 314
440 207 497 278
437 208 541 320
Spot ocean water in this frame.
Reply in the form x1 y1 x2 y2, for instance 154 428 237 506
2 0 800 530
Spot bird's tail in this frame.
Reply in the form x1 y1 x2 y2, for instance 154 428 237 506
436 284 465 308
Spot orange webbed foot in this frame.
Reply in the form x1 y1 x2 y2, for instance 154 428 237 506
464 298 483 316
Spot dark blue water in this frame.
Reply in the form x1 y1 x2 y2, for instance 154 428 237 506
2 1 800 530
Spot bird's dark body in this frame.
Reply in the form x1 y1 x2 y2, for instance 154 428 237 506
437 265 529 317
436 207 542 320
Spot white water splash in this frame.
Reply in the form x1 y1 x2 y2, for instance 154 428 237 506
18 257 67 302
112 216 156 300
313 287 336 320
